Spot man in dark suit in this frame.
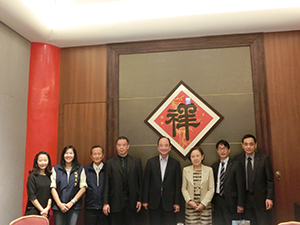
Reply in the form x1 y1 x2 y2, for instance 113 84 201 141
212 139 246 225
234 134 274 225
142 136 182 225
103 136 142 225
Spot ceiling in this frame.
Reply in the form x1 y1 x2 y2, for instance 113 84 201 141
1 0 300 48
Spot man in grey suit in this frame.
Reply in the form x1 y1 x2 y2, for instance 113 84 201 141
142 136 182 225
234 134 274 225
212 139 246 225
103 136 142 225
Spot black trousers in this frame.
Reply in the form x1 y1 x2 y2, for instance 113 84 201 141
109 197 137 225
84 208 108 225
148 201 176 225
244 193 271 225
213 195 239 225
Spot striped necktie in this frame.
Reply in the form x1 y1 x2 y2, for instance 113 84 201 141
219 161 225 196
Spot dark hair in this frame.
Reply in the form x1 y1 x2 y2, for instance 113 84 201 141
157 136 171 146
90 145 104 155
60 145 79 168
29 151 52 177
116 136 129 144
188 146 205 161
242 134 257 143
216 139 230 149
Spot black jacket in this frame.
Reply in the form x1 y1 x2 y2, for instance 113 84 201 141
103 155 142 212
212 158 246 213
143 155 182 211
234 152 274 211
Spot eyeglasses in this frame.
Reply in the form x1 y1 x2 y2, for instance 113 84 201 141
217 147 229 151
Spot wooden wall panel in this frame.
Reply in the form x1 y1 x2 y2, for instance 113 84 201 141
58 45 107 166
59 45 107 103
264 31 300 223
62 103 107 165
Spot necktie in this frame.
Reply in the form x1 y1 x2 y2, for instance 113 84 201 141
121 158 126 172
121 157 127 184
219 161 225 196
96 167 100 186
247 157 253 192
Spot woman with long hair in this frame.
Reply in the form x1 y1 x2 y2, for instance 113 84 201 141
50 145 87 225
182 146 215 225
25 151 52 217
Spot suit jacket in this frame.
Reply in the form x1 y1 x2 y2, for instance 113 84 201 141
181 164 215 208
234 152 274 211
103 154 142 212
212 158 246 213
143 155 182 211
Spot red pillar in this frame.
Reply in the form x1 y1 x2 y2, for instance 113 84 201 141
22 43 60 219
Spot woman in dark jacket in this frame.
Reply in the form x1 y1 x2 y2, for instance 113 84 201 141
51 145 87 225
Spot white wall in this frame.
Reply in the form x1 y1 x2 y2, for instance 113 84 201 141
0 21 30 224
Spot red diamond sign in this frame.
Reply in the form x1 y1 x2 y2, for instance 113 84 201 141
145 81 223 158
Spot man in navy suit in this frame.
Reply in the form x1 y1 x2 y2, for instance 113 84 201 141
212 139 246 225
103 136 142 225
84 145 108 225
142 136 182 225
234 134 274 225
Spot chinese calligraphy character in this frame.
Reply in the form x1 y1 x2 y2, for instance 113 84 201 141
165 103 200 140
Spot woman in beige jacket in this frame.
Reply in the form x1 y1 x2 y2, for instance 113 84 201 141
182 146 215 225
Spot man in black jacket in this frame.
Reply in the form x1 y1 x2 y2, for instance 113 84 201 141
103 136 143 225
84 145 108 225
142 136 182 225
234 134 274 225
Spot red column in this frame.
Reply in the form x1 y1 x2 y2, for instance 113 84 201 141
22 43 60 219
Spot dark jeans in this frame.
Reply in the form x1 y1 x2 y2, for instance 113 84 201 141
84 208 108 225
53 209 80 225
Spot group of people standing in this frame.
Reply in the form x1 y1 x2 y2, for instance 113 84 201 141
24 134 274 225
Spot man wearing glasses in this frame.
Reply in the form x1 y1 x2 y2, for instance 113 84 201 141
212 139 246 225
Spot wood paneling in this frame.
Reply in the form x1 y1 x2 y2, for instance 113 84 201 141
58 45 107 165
59 45 107 103
264 31 300 223
62 102 107 165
